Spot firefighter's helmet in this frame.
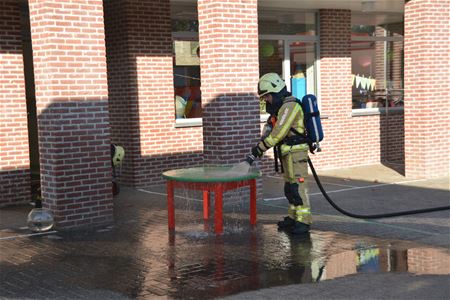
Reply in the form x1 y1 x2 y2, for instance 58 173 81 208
111 144 125 167
258 73 286 97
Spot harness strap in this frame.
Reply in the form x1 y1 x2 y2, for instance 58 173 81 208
274 145 284 173
305 111 320 118
274 147 279 173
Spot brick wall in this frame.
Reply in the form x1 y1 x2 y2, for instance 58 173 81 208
28 0 112 229
404 0 450 178
0 0 30 207
380 112 404 163
103 0 134 185
317 10 376 169
198 0 260 165
104 0 203 188
312 10 406 171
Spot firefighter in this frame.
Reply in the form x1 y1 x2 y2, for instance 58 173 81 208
247 73 311 234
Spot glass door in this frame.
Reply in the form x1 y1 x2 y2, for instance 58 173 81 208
259 35 318 114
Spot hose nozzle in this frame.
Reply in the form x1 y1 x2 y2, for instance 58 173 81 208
245 154 256 165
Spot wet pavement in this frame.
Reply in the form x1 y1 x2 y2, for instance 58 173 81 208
0 164 449 299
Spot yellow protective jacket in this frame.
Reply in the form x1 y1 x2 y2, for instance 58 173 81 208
257 96 309 156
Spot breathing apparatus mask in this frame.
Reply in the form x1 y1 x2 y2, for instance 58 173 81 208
265 87 289 116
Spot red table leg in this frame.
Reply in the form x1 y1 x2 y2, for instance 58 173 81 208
166 179 258 234
214 183 224 234
250 179 257 225
203 190 209 220
167 180 175 230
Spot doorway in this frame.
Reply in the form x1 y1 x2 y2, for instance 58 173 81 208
259 35 318 99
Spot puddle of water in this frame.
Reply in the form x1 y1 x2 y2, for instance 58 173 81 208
160 229 450 299
2 206 448 300
183 231 211 240
46 235 63 240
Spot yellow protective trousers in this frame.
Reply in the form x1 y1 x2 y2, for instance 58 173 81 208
281 147 312 225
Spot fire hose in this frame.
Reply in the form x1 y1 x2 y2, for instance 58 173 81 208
307 158 450 219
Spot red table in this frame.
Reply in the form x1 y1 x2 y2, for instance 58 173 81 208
162 167 261 234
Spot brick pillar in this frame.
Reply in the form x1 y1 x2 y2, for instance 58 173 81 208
198 0 260 165
318 10 353 167
374 26 385 90
390 24 404 90
404 0 450 178
28 0 112 229
104 0 203 187
375 25 404 91
0 0 30 207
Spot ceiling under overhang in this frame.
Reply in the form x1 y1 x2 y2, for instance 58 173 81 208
171 0 404 25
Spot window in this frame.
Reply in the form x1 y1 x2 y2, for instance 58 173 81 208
351 23 404 110
173 40 202 119
172 20 202 121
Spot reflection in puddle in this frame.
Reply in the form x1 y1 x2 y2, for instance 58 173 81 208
154 225 450 299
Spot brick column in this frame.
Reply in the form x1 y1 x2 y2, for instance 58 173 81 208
0 0 30 207
198 0 260 165
28 0 112 229
404 0 450 178
104 0 203 187
374 26 385 90
317 10 354 167
390 24 404 90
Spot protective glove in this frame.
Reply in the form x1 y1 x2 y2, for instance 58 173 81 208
251 145 263 158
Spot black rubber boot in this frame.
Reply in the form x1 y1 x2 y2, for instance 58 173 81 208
288 221 310 235
277 216 295 230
